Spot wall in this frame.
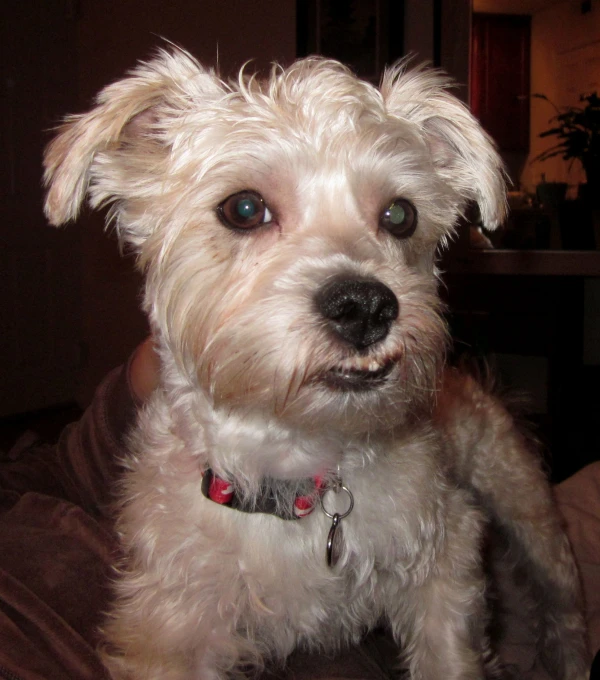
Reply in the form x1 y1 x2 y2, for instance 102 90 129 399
525 1 600 191
404 0 435 62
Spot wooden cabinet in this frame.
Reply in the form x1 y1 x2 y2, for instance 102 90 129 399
470 13 531 152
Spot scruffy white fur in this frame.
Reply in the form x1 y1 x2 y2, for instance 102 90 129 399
44 49 589 679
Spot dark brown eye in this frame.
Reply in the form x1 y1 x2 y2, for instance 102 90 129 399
380 198 417 239
217 191 272 231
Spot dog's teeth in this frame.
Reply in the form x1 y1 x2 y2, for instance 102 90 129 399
341 362 382 374
339 358 383 373
323 359 395 391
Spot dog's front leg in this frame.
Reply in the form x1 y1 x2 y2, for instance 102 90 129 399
103 616 247 680
395 572 487 680
101 575 254 680
388 496 489 680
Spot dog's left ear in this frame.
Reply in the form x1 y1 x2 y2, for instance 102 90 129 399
381 64 507 229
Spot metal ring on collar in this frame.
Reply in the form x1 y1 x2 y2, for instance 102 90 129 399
319 485 354 520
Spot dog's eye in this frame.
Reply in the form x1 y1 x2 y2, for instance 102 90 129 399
217 191 273 231
380 198 417 239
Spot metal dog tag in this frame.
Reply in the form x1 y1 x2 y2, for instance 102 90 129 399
326 513 343 567
320 482 354 569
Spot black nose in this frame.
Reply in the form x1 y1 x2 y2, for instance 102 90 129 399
315 277 399 350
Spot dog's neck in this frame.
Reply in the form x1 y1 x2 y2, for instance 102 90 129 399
162 374 379 488
200 404 351 484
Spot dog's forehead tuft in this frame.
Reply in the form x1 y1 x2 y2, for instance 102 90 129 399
225 58 389 135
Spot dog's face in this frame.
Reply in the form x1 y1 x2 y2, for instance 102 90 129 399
44 50 506 434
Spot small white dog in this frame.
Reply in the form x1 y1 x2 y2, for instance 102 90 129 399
44 49 589 680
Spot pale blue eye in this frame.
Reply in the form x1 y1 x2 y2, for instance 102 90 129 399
387 203 406 225
380 198 417 239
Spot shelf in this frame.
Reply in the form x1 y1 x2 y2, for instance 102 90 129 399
442 249 600 277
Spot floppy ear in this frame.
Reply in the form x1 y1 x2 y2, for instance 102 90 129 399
381 63 507 230
43 48 224 230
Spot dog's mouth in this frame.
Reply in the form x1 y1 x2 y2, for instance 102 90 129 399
321 357 396 391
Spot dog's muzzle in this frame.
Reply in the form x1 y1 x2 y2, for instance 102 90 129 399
315 276 399 390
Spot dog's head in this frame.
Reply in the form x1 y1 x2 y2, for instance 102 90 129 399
44 49 506 434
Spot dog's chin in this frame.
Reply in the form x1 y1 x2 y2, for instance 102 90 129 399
203 354 411 434
319 356 397 392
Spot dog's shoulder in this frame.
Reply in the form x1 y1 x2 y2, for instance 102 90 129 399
434 365 532 476
435 365 498 424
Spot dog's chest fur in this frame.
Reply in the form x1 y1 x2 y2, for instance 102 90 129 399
117 391 470 657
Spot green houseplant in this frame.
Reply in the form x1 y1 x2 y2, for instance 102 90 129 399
533 92 600 204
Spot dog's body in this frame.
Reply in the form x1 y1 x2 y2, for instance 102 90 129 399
44 50 589 679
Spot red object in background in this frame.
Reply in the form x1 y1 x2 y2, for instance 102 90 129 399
471 13 531 152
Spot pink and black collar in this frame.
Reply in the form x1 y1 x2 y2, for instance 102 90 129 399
201 468 326 520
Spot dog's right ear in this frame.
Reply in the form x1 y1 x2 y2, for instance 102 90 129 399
381 62 507 230
44 48 224 231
